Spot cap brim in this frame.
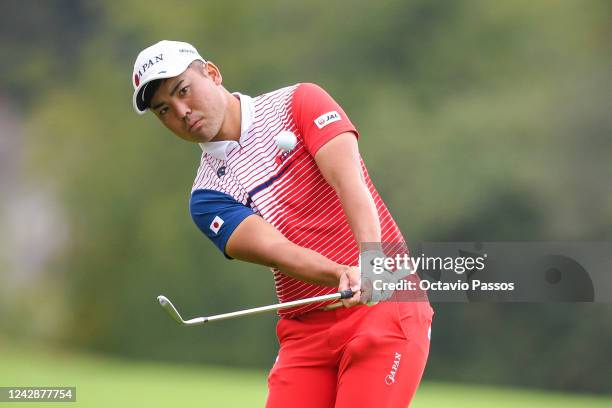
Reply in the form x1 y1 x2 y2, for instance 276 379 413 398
134 80 159 114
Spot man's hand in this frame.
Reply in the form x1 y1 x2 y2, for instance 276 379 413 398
338 266 363 307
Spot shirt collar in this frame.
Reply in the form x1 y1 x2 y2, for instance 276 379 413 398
199 92 254 160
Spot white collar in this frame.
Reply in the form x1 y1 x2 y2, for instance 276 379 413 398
199 92 254 160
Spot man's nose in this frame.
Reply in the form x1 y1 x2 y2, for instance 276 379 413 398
173 101 191 121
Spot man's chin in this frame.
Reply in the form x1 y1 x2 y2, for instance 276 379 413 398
186 130 213 143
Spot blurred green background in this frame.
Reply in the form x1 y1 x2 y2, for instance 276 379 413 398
1 0 611 406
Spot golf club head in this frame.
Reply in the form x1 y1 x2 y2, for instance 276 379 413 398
157 295 208 326
157 295 187 325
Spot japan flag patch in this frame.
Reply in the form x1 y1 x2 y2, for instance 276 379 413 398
210 216 224 234
314 111 341 129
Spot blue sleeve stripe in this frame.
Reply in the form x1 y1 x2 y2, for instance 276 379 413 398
190 189 255 259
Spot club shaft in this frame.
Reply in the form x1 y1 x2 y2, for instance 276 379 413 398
205 292 342 323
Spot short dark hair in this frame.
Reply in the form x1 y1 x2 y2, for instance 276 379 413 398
143 60 205 109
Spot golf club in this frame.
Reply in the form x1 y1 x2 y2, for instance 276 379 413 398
157 290 355 326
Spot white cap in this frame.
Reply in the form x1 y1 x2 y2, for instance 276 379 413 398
131 40 205 114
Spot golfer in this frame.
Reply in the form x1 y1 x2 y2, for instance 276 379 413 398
132 40 433 407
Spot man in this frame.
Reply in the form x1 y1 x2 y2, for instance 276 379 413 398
132 40 433 407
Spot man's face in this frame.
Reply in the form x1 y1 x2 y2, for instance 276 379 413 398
149 62 227 143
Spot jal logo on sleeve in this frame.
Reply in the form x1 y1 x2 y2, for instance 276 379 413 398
314 111 341 129
210 216 224 234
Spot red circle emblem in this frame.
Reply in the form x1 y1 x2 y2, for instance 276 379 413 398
213 222 219 228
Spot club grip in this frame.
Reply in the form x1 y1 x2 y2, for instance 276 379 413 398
339 290 354 299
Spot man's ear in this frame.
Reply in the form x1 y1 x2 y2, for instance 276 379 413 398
204 61 223 85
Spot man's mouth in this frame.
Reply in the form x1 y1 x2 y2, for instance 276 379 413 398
189 118 203 132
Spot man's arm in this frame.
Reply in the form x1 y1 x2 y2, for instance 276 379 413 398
189 187 362 305
225 214 360 292
314 132 381 244
314 132 385 303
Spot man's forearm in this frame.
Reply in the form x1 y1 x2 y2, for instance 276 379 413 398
268 242 345 287
225 214 346 287
313 133 382 247
336 178 382 245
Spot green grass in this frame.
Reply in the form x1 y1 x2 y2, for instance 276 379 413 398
0 343 610 407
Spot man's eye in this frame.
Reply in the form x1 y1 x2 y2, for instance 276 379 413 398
159 107 168 115
179 86 189 96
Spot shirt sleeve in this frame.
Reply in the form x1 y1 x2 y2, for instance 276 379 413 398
190 189 255 259
292 83 360 156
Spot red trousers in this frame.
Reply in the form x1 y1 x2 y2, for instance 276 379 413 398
266 301 433 408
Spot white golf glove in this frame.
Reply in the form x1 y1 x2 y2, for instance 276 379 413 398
359 250 415 302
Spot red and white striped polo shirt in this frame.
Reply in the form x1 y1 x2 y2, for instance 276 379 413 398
190 83 405 317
